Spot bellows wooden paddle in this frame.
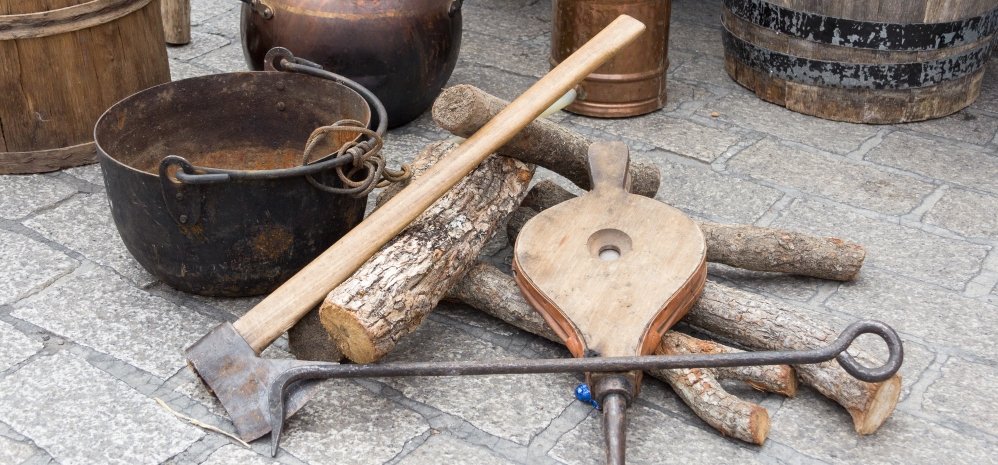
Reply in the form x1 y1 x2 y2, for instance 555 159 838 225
514 140 707 362
513 141 707 463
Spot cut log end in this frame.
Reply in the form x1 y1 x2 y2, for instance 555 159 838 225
748 404 771 445
319 305 381 363
430 84 488 133
852 374 902 434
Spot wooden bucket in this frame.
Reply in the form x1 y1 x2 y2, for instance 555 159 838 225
0 0 170 174
722 0 997 123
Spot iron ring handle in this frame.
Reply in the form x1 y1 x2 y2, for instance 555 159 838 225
833 320 904 383
265 47 389 137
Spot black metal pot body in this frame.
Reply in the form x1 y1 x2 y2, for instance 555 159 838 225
95 72 372 297
241 0 462 128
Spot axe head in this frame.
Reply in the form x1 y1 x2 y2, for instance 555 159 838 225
185 323 331 444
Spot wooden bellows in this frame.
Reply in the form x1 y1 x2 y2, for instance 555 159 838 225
513 141 707 360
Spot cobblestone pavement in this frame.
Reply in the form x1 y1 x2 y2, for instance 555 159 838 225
2 0 997 464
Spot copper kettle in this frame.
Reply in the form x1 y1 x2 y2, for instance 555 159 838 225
241 0 462 128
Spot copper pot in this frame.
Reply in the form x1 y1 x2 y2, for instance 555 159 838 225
241 0 462 127
552 0 671 117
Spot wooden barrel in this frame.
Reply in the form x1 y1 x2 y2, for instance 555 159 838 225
0 0 170 174
722 0 997 123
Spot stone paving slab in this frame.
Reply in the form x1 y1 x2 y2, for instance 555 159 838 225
23 191 156 287
866 131 998 196
12 264 217 378
567 111 745 163
0 351 203 465
649 153 783 224
923 187 998 239
700 91 882 155
0 228 78 306
550 401 768 465
923 357 998 434
728 138 935 215
897 111 998 146
381 319 577 446
826 265 998 362
769 390 995 465
201 444 282 465
772 198 988 291
280 379 428 465
0 434 36 464
396 433 519 465
0 320 43 373
0 174 76 221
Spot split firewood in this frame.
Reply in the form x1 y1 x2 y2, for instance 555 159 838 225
446 262 791 445
317 140 534 363
432 84 660 197
688 281 901 434
510 180 866 281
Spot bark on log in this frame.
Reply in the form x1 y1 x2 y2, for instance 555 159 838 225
660 332 797 397
650 346 770 445
447 262 783 444
432 84 660 197
687 282 901 434
511 180 866 281
317 141 534 363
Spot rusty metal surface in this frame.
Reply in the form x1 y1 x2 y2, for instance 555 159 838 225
241 0 463 127
551 0 672 117
94 71 373 296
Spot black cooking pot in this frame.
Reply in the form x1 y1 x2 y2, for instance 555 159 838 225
95 51 386 297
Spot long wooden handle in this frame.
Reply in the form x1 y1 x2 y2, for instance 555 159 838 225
232 14 647 352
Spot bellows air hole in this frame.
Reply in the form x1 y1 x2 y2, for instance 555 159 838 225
588 229 632 261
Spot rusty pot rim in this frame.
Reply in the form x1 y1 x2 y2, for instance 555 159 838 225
94 61 386 184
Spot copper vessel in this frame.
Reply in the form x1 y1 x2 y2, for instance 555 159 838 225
241 0 462 127
551 0 671 117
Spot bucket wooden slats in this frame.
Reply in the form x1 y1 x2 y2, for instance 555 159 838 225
723 0 997 123
0 0 169 174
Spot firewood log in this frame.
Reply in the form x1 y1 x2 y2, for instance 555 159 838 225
510 180 866 281
659 332 797 398
446 262 784 444
687 282 901 435
317 141 533 363
432 84 660 197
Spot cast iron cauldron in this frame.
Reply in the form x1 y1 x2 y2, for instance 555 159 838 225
240 0 463 128
95 52 386 297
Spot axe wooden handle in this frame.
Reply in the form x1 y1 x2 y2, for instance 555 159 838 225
232 15 648 352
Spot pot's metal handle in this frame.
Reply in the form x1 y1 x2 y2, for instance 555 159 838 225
239 0 273 19
265 47 389 137
157 48 388 188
